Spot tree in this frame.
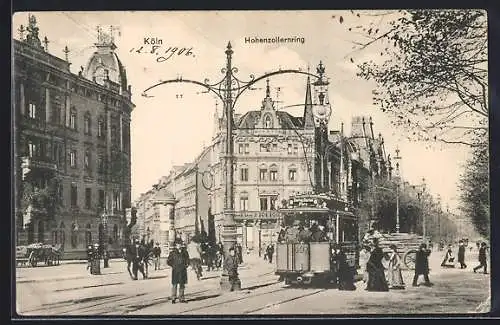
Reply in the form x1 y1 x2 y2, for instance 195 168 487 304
458 141 489 239
336 10 487 146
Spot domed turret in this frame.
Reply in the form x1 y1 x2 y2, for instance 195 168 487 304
83 26 128 93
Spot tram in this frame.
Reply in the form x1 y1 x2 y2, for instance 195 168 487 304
275 193 359 286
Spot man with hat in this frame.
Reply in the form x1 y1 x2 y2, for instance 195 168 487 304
153 242 162 271
131 238 147 280
167 239 190 303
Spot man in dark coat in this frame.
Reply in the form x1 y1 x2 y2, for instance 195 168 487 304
167 240 190 303
266 244 275 263
131 239 147 280
236 243 243 264
473 242 488 274
153 243 162 270
336 247 356 291
412 243 433 286
457 240 467 269
224 246 239 291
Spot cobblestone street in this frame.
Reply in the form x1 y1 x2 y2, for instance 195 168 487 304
16 251 490 316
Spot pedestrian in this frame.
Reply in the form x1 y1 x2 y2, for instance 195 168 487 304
131 239 147 280
167 240 190 304
457 240 467 269
224 246 240 291
86 245 93 272
336 246 356 291
103 248 109 268
236 243 243 264
473 242 488 274
153 243 162 270
266 244 275 263
366 238 389 291
441 244 455 268
387 244 405 290
186 239 203 280
359 244 371 284
412 243 433 287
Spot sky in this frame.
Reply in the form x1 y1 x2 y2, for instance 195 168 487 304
13 11 482 212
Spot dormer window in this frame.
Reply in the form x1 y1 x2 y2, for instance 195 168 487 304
264 114 273 128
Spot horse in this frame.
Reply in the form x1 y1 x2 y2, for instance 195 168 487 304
124 243 154 280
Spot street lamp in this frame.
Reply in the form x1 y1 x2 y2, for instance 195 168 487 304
416 177 427 241
393 148 402 233
142 42 320 292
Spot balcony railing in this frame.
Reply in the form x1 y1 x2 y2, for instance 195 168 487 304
232 210 282 221
21 156 57 171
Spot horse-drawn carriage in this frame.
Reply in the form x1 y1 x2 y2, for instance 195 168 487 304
16 243 63 267
366 232 425 270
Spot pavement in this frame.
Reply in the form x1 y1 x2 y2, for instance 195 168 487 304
15 250 490 316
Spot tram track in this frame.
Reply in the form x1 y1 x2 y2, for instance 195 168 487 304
21 269 277 316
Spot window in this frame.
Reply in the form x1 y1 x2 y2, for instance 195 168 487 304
97 155 104 173
264 115 272 128
84 114 91 135
85 188 92 209
28 102 37 119
293 146 299 155
98 190 105 209
260 144 269 152
28 141 37 157
259 168 267 181
287 144 293 155
84 150 91 169
59 222 66 248
70 111 77 130
238 144 244 154
260 197 268 211
113 192 121 210
58 183 64 204
70 184 77 207
270 196 278 210
70 150 76 168
289 169 297 181
113 224 119 243
240 196 248 211
244 143 250 154
240 167 248 182
270 165 278 181
272 143 278 151
98 119 105 138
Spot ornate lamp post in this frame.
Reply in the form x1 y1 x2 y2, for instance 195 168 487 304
142 42 320 292
393 148 402 233
416 177 427 241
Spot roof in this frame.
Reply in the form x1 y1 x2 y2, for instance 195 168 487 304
236 110 303 129
152 187 175 202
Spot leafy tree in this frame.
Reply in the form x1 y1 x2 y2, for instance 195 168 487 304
458 141 489 239
336 9 487 146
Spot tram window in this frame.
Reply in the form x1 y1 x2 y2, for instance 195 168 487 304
339 218 357 242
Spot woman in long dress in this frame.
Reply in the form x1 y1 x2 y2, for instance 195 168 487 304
366 238 389 291
387 244 405 289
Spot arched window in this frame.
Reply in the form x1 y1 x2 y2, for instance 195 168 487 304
263 114 273 128
259 164 268 181
37 220 44 243
71 223 78 248
288 165 298 181
59 222 66 248
269 164 278 181
85 223 92 246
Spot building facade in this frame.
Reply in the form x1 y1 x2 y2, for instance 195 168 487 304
13 15 134 259
134 63 391 253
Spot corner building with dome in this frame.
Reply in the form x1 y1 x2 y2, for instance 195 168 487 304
13 15 134 259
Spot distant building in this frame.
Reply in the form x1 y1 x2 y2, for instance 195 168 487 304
134 63 391 252
13 15 134 259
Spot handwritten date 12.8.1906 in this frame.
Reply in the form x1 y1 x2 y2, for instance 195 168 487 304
129 45 195 62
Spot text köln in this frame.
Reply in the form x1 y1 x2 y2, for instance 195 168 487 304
130 38 195 62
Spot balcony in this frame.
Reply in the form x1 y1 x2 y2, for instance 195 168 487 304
232 210 282 222
21 156 57 172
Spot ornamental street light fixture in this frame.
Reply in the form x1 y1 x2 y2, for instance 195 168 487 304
393 147 402 233
416 177 427 241
141 42 321 292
